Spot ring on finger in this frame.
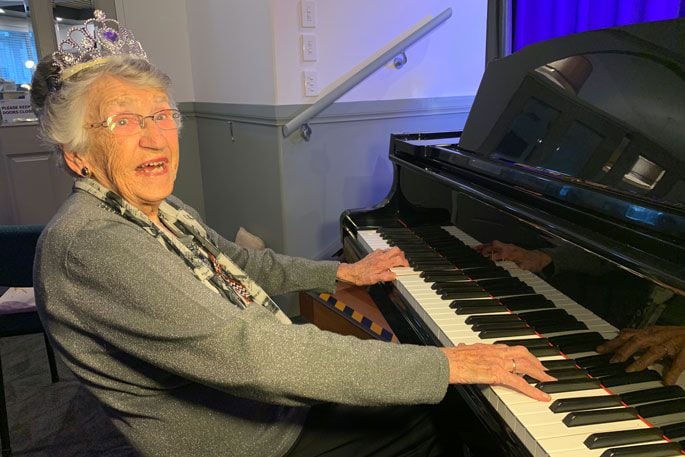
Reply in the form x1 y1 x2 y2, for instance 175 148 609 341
510 359 517 374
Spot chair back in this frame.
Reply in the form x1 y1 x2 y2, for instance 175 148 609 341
0 225 44 287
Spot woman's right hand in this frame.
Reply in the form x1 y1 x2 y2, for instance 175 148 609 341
440 343 555 401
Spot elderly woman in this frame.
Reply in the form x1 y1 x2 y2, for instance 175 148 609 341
31 12 552 457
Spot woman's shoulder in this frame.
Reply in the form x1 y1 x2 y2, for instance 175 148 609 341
41 191 141 249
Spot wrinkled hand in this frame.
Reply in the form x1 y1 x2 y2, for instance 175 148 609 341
440 343 555 401
475 240 552 273
597 326 685 385
336 247 409 286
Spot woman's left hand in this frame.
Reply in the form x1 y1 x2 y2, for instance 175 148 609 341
336 247 409 286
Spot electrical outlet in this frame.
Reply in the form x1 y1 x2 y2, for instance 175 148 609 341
301 34 317 61
303 70 319 97
300 0 316 28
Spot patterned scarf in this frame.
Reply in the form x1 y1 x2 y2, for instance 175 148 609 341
75 178 291 324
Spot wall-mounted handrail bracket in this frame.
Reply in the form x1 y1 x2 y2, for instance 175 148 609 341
282 7 452 138
393 52 408 69
300 123 312 141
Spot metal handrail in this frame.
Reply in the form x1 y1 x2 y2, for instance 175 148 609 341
282 7 453 139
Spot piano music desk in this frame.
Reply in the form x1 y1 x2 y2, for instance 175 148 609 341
299 283 398 343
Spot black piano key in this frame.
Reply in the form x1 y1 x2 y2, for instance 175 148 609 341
505 299 556 311
585 428 666 449
599 441 684 457
563 406 638 427
662 422 685 439
412 261 455 269
549 332 604 347
559 341 608 355
434 283 483 292
576 353 615 369
551 386 685 413
442 291 492 300
587 361 634 377
620 386 685 405
524 368 587 383
586 422 685 450
462 268 511 279
494 337 551 348
529 346 563 357
517 308 572 322
478 327 537 339
420 270 463 280
431 282 485 294
473 278 527 289
471 321 529 332
454 304 506 315
450 299 502 309
541 359 578 370
424 273 470 282
499 294 552 307
551 395 624 413
636 398 685 419
535 378 601 393
600 370 662 388
534 321 588 334
464 314 521 325
567 399 685 428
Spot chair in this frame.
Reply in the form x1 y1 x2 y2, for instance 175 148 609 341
0 225 59 457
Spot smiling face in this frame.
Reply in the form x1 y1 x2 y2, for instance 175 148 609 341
68 75 180 219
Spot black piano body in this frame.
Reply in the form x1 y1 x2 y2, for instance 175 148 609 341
341 19 684 457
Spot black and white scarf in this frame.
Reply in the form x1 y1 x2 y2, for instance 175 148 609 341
75 178 291 324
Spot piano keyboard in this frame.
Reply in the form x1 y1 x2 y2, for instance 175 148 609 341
357 226 685 457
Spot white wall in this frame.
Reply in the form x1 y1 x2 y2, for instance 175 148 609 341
115 0 195 102
272 0 487 104
117 0 487 106
185 0 277 105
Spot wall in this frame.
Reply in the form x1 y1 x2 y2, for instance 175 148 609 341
272 0 486 104
115 0 195 102
185 0 277 105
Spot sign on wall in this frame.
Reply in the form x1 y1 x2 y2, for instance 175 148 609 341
0 98 36 122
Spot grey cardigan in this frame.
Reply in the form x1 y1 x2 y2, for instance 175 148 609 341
34 190 449 457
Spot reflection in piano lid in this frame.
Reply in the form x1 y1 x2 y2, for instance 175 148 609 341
340 19 684 457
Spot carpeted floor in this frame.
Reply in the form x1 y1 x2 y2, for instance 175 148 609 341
2 333 135 456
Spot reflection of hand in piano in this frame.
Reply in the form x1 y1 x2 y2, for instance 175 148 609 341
336 246 409 285
475 240 552 273
441 343 555 401
598 327 685 385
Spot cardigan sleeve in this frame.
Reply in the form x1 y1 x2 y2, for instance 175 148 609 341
60 218 449 408
170 197 339 296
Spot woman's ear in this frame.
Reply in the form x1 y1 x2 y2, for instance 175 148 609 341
63 149 84 176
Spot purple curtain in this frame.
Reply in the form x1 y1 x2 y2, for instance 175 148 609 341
512 0 684 51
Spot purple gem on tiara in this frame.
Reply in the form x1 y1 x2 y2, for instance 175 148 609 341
103 30 118 42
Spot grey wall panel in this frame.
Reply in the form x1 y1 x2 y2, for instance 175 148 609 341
175 112 206 218
196 117 286 253
193 96 473 260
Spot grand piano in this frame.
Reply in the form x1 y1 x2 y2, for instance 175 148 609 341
340 19 685 457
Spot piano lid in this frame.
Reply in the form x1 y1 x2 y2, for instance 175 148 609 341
382 20 684 293
459 19 685 210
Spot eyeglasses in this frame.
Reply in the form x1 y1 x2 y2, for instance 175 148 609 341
87 108 181 136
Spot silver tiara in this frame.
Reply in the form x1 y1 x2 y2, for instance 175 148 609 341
52 10 148 81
